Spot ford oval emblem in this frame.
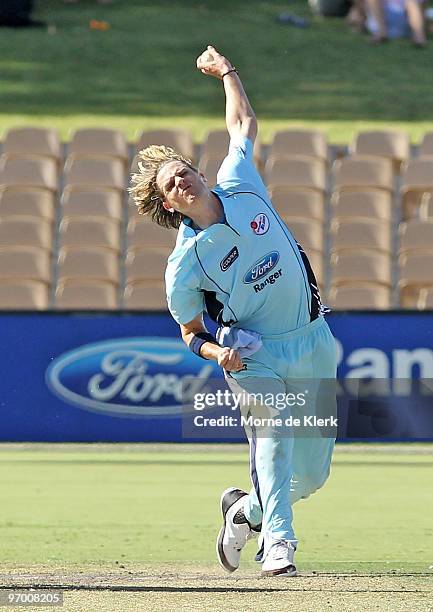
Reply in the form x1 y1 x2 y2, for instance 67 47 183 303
45 338 221 417
243 251 280 284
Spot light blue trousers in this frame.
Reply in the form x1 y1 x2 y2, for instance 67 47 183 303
226 316 337 558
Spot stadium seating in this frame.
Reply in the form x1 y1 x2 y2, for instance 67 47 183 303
305 250 324 287
330 190 392 222
3 127 61 164
400 158 433 219
349 130 410 171
269 187 325 222
419 193 433 220
399 219 433 255
334 155 394 193
269 129 328 163
330 251 392 287
418 132 433 157
200 130 262 165
1 126 433 311
0 217 53 250
61 189 123 222
0 247 51 284
265 157 326 193
0 188 56 221
282 217 324 253
57 247 119 284
333 156 394 194
0 157 58 192
198 156 222 188
0 280 49 310
200 130 230 158
399 252 433 307
417 287 433 309
123 281 167 310
136 129 194 161
63 158 125 194
55 280 118 310
59 217 120 252
129 154 140 175
328 284 391 309
127 217 177 249
331 218 392 254
272 187 326 221
125 248 169 283
67 128 128 165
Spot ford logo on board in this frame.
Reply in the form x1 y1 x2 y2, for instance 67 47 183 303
46 338 221 417
243 251 280 284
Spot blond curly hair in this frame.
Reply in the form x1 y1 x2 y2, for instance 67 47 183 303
128 145 196 229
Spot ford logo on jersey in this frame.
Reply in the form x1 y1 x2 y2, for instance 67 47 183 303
46 338 220 417
244 251 280 283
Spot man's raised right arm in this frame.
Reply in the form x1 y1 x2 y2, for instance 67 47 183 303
196 45 257 144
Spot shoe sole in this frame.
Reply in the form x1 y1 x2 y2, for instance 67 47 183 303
261 565 297 577
216 487 247 574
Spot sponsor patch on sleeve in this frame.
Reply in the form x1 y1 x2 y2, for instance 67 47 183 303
220 246 239 271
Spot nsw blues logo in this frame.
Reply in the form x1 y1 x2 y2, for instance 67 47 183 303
244 251 280 283
45 338 221 417
250 213 269 235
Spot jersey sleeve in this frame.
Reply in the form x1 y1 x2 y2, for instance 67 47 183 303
216 135 268 199
165 252 205 325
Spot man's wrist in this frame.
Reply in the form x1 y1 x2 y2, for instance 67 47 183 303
188 332 219 359
219 61 233 77
200 342 222 362
221 67 237 79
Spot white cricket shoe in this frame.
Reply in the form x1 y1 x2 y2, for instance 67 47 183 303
261 540 297 577
216 487 260 573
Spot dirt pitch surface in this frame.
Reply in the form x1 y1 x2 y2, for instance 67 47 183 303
0 565 432 612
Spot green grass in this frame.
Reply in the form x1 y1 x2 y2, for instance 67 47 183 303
0 443 432 573
0 1 432 142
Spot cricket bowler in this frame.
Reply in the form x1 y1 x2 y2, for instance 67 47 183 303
129 45 337 577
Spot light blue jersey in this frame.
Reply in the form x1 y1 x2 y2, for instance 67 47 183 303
166 135 323 334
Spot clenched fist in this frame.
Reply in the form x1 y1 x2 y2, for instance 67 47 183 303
196 45 233 80
217 347 244 372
